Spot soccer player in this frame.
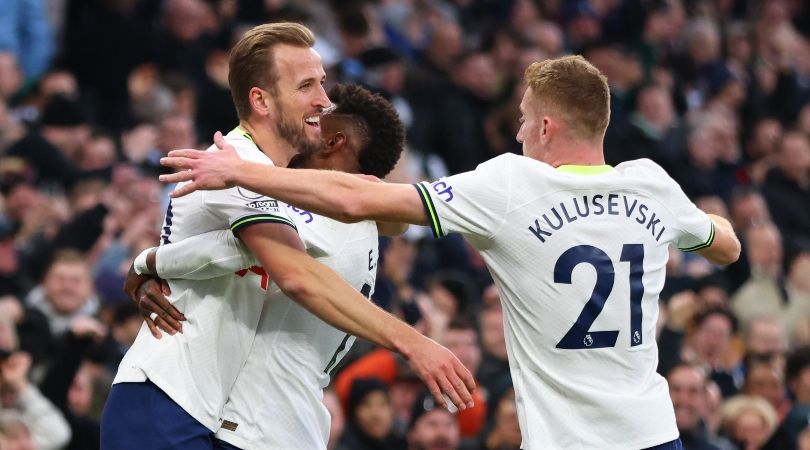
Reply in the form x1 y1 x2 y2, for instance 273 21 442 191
101 24 473 450
160 55 742 449
127 83 410 450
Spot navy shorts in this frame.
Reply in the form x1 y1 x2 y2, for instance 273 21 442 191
644 438 684 450
101 381 238 450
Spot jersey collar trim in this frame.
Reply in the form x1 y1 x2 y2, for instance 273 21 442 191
228 126 274 165
555 164 614 175
229 126 255 143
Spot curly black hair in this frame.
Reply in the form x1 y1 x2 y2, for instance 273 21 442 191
327 84 405 178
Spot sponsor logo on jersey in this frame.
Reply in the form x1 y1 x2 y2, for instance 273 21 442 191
246 199 280 211
430 179 454 202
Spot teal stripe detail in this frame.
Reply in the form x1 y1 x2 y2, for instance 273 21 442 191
679 222 715 252
413 183 444 238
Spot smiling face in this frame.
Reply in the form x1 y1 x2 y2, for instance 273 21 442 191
668 365 707 431
269 44 330 158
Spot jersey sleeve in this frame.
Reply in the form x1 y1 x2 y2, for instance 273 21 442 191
413 154 514 243
666 177 715 252
202 185 298 236
155 230 258 280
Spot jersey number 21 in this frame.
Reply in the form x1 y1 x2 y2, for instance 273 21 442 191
555 244 644 350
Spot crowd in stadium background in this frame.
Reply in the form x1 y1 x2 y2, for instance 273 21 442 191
0 0 809 449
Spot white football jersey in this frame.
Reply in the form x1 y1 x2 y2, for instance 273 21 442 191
113 128 297 431
415 154 713 450
152 209 379 450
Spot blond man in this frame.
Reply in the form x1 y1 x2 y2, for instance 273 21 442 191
162 55 741 449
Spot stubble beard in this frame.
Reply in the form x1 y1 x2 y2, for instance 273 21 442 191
274 101 323 160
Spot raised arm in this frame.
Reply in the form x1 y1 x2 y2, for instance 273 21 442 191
160 132 428 226
237 224 475 410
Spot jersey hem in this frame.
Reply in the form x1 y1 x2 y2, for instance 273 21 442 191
678 221 715 252
230 214 298 236
413 183 444 238
214 429 252 450
521 430 679 450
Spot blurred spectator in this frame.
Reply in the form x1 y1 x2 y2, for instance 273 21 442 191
62 0 155 132
761 130 810 251
671 112 739 201
0 414 37 450
476 307 509 397
153 0 216 85
6 95 109 191
729 188 771 235
24 250 98 340
742 118 782 185
136 113 197 176
0 223 23 298
607 83 684 166
422 51 499 174
685 307 740 398
0 0 53 79
335 378 406 450
742 316 787 362
766 347 810 449
359 47 412 129
479 386 521 450
195 48 237 142
741 358 789 422
0 53 23 103
666 363 736 450
439 319 486 440
732 223 810 342
0 324 71 450
720 395 778 450
406 390 460 450
39 316 106 450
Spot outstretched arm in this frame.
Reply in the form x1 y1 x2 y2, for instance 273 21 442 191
238 225 476 410
160 132 428 226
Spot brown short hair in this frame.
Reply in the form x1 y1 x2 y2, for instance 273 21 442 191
524 55 610 140
228 22 315 119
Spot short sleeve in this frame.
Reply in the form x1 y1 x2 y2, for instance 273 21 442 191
413 154 514 244
202 185 298 236
668 181 715 252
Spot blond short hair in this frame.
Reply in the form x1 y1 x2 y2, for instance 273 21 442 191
720 395 778 435
524 55 610 141
229 22 315 119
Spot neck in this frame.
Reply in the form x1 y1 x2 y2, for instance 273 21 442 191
545 140 606 167
239 119 297 167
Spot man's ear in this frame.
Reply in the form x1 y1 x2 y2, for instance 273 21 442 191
541 117 553 143
323 131 347 154
248 87 273 118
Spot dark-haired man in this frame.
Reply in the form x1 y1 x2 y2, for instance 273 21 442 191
102 21 473 450
125 84 429 450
